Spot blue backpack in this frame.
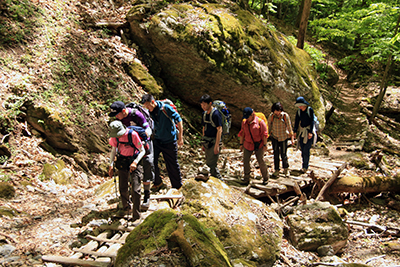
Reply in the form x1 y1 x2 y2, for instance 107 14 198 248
116 126 151 156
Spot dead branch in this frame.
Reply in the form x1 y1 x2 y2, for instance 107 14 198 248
316 162 347 201
0 232 18 244
345 220 400 233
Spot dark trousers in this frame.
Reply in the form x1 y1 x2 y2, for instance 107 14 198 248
142 140 155 183
118 161 143 220
153 139 182 189
271 137 289 171
299 136 313 169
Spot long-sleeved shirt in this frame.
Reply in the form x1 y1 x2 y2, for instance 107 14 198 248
268 111 293 142
150 101 182 144
238 115 268 151
120 107 152 138
109 128 145 165
293 107 315 135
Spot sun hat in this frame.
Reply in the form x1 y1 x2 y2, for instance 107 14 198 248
295 96 309 107
243 107 254 119
109 120 126 138
109 101 126 117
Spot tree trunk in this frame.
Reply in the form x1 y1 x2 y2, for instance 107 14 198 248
296 0 312 49
328 174 400 194
370 13 400 121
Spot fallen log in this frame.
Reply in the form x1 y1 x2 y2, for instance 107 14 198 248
328 174 400 194
316 162 347 201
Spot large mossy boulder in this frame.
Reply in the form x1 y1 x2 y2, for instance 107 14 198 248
126 0 325 128
116 178 283 266
286 201 348 254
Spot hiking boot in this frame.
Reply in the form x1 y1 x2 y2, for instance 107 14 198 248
262 177 269 185
151 182 167 192
283 168 289 177
141 190 150 211
271 170 279 178
300 168 307 174
195 173 209 182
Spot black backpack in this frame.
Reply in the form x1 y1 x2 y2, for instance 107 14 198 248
116 126 151 156
125 102 154 130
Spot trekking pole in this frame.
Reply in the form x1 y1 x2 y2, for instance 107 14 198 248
113 164 118 200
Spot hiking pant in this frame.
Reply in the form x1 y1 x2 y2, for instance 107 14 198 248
299 135 313 169
153 139 182 189
243 147 269 181
118 161 143 220
142 140 155 183
204 141 222 180
271 137 289 171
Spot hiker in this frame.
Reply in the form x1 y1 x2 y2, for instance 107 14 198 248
199 94 223 181
293 96 315 173
141 94 183 190
109 101 154 211
108 120 145 222
238 107 270 185
268 102 295 178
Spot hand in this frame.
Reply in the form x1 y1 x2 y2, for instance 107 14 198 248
293 133 297 139
177 138 184 147
108 166 114 178
239 145 243 152
214 145 219 155
308 133 313 140
263 145 268 152
291 137 295 146
130 162 137 172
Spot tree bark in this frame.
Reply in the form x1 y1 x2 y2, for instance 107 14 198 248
370 13 400 121
328 174 400 194
296 0 312 49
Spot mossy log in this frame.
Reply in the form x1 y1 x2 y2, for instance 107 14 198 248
328 174 400 194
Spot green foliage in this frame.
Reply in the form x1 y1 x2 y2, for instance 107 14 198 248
0 0 42 46
0 94 28 132
309 2 400 63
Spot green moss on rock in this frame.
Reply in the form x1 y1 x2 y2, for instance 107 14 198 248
127 61 162 96
0 182 15 199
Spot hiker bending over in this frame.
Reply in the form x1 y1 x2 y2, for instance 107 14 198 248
238 107 270 185
109 101 154 211
293 96 315 173
141 94 183 190
268 102 294 178
108 120 145 222
199 94 224 181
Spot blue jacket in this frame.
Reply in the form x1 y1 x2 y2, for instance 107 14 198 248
294 106 315 134
150 101 182 144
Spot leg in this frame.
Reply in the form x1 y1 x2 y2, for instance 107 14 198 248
130 162 143 221
300 136 313 170
205 144 222 179
281 139 289 169
142 140 155 184
153 139 162 186
162 141 182 189
118 169 130 210
255 148 269 182
243 148 252 182
271 137 280 171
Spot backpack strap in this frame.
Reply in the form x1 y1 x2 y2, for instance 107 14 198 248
160 102 177 131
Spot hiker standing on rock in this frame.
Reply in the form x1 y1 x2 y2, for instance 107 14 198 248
238 107 270 185
198 94 224 182
268 102 294 178
141 94 183 190
108 120 145 222
293 96 315 173
109 101 154 211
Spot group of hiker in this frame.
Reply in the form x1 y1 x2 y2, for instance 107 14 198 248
107 93 317 221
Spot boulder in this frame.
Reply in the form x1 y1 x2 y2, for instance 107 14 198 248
116 177 283 266
286 201 348 254
126 0 325 128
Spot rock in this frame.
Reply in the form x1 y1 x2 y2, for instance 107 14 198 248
126 1 325 128
0 182 15 199
0 244 16 257
317 244 334 256
116 177 283 266
286 201 348 254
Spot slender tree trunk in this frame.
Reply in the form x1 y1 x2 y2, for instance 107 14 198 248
370 13 400 121
296 0 312 49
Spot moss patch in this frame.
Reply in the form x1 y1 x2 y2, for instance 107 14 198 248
0 182 15 199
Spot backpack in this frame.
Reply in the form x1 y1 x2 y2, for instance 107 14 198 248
254 112 267 126
159 99 179 131
125 102 154 130
116 126 151 156
210 100 231 135
297 106 319 132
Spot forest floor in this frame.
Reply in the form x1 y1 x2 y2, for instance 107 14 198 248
1 1 400 267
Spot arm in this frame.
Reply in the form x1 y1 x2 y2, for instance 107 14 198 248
214 126 222 155
285 113 295 144
108 139 117 177
130 144 145 172
177 120 183 147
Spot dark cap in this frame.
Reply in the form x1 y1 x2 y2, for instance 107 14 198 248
295 96 309 107
109 101 126 117
243 107 254 119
